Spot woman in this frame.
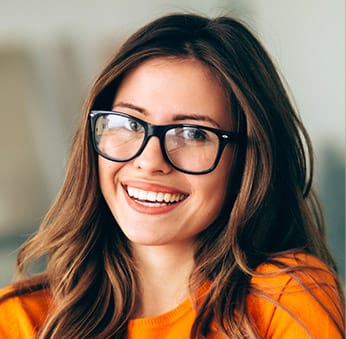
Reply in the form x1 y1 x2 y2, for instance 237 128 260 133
0 13 344 338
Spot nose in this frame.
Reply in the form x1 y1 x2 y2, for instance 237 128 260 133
132 136 172 174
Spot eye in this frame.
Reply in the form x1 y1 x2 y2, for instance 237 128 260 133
181 127 208 141
125 118 144 132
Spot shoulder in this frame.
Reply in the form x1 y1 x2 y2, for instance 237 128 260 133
247 253 344 338
251 252 338 287
0 284 52 338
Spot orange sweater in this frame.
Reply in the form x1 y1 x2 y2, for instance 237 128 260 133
0 254 343 338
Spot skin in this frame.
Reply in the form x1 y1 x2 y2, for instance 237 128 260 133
98 57 235 316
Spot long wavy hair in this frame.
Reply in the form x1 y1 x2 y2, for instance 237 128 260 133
8 13 344 338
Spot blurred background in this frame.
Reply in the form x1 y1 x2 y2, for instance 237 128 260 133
0 0 344 287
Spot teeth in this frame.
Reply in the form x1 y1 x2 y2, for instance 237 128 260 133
126 186 186 204
147 191 157 201
157 192 164 202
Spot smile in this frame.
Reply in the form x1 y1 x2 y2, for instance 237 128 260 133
125 185 188 207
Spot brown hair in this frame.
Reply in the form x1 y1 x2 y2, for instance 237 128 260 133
7 13 344 337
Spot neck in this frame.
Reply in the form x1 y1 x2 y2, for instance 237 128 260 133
132 243 195 318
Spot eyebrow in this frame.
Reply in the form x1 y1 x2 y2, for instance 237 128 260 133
173 114 221 128
113 102 147 114
112 101 222 128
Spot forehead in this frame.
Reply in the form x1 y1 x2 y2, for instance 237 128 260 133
113 57 233 129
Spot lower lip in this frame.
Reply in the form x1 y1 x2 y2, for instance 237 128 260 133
123 187 185 215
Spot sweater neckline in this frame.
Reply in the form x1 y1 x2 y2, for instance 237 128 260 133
128 281 211 329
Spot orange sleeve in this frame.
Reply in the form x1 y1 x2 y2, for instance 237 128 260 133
0 286 51 338
247 254 344 338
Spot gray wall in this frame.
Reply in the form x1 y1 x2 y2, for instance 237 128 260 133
0 0 344 286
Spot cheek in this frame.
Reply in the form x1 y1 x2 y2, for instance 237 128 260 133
195 152 234 213
209 149 235 203
98 157 122 193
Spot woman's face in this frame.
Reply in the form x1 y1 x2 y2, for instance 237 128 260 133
98 57 235 248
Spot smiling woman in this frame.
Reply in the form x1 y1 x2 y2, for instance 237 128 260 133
0 13 344 338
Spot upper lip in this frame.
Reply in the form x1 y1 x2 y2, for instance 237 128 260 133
121 180 188 194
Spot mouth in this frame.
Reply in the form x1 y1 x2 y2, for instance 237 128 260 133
124 185 188 207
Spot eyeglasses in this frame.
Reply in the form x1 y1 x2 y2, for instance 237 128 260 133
89 110 244 175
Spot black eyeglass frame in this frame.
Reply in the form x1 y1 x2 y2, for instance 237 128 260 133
89 110 244 175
